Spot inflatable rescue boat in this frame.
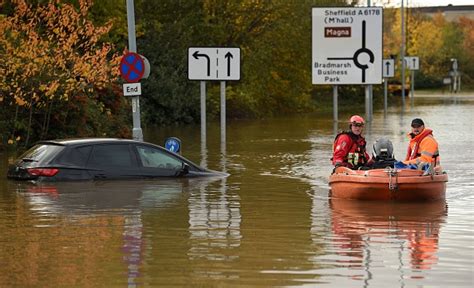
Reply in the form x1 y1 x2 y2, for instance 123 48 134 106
329 166 448 201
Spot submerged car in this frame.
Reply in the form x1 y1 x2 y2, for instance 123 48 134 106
7 138 227 181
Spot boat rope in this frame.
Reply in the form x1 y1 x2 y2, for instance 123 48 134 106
386 167 399 191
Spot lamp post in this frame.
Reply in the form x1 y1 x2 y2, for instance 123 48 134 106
401 0 406 107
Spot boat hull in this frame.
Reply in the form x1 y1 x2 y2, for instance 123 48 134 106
329 167 448 201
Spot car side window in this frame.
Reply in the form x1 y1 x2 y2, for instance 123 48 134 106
88 144 134 168
57 145 92 166
136 146 183 170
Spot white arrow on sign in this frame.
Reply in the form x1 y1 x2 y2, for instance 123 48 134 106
188 47 241 81
383 59 395 78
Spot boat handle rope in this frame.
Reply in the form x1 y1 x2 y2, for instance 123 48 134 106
386 167 398 191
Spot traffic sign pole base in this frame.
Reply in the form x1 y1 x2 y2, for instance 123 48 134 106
132 128 143 142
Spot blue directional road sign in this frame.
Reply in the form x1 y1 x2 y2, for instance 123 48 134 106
164 137 181 153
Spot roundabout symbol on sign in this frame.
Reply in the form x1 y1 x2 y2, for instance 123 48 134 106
327 20 374 83
119 52 145 83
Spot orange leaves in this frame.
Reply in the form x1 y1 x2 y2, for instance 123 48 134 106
1 0 120 111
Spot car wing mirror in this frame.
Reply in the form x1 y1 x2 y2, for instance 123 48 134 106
177 163 189 177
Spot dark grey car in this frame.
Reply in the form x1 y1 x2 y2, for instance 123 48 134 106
7 138 227 181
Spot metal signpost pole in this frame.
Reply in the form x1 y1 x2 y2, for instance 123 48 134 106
365 85 371 122
458 74 461 92
410 70 415 106
126 0 143 141
200 81 206 144
200 81 207 168
384 78 388 114
366 0 372 122
401 0 406 107
220 81 226 145
382 59 394 116
333 85 338 123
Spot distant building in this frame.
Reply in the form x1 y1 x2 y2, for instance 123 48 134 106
413 5 474 21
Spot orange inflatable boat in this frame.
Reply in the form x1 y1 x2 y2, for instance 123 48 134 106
329 166 448 201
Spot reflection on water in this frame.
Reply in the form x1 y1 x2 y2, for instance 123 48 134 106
187 182 241 261
311 198 447 287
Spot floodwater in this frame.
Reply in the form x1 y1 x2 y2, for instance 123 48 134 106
0 94 473 287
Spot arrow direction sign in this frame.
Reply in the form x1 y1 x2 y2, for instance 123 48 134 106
188 47 241 81
404 56 419 70
383 59 395 78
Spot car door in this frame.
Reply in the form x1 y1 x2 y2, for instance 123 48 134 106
86 144 140 180
135 144 185 177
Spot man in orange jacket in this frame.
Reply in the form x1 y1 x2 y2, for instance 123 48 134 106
397 118 440 170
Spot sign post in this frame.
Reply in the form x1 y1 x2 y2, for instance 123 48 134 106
188 47 241 162
450 58 460 93
312 7 383 123
404 56 419 102
382 58 395 114
125 0 143 142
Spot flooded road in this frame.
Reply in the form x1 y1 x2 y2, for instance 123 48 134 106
0 94 473 287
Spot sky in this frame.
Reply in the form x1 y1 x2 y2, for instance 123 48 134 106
368 0 474 7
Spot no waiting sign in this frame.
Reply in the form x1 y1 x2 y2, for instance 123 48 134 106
312 7 383 85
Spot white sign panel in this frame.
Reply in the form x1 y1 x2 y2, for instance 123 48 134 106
383 59 395 78
188 47 240 81
312 7 383 85
123 83 141 96
404 56 419 70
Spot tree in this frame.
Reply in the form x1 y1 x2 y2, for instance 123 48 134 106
0 0 130 147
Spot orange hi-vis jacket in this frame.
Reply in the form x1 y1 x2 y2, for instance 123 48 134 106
404 128 440 167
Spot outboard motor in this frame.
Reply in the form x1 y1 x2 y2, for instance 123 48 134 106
372 138 396 168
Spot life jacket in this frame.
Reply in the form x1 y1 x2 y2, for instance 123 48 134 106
332 131 368 168
405 129 440 166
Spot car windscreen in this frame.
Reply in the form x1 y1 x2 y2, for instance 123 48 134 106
136 145 183 170
18 144 65 165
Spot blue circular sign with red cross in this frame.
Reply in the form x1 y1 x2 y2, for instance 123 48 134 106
119 52 145 83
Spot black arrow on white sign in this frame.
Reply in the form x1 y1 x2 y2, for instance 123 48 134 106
385 61 391 76
225 52 233 77
193 51 211 76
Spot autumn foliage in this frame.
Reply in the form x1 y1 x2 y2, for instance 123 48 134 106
0 0 130 147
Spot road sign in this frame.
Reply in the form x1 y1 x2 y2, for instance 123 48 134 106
123 83 141 96
188 47 240 81
120 52 145 83
383 59 395 78
312 7 383 85
164 137 181 153
404 56 419 70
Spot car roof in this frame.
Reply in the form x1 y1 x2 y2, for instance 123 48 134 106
37 138 141 146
